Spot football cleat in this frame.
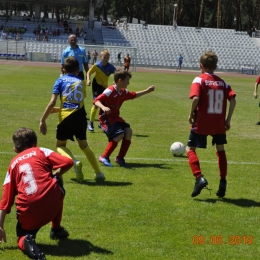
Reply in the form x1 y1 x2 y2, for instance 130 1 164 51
23 234 46 260
216 179 227 198
88 122 94 132
99 156 113 167
114 157 129 168
50 226 69 240
95 172 106 182
74 160 84 182
191 175 208 197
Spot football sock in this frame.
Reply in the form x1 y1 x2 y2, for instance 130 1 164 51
90 106 98 123
187 150 201 177
57 147 77 161
51 204 63 229
118 138 131 158
102 140 118 158
82 146 101 174
18 236 26 251
216 150 227 179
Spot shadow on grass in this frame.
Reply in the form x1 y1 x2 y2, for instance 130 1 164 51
40 239 113 257
195 198 260 207
121 162 171 169
71 178 133 187
133 134 149 137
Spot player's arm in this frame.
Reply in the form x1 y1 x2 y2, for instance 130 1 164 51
83 62 89 75
225 97 236 131
40 94 58 135
188 96 199 124
94 100 111 114
135 85 155 98
0 210 7 243
86 66 95 86
50 152 73 178
254 82 259 98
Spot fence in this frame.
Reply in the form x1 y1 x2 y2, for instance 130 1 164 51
0 40 26 60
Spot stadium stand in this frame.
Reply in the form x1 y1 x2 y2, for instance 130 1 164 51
1 17 260 73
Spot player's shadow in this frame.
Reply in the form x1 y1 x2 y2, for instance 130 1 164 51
133 134 149 138
195 198 260 208
173 155 187 158
39 239 113 257
71 178 133 187
125 162 171 169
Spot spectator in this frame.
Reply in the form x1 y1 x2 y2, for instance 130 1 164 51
124 53 131 71
123 20 128 30
252 26 257 38
117 51 122 66
92 49 98 64
176 54 183 72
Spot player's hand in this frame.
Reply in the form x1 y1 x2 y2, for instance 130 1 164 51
147 85 155 92
0 228 6 243
225 120 231 131
103 107 111 114
254 92 258 98
40 121 47 135
87 81 91 86
188 114 195 124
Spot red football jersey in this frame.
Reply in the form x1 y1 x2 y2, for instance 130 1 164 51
256 76 260 84
0 147 73 229
189 73 236 135
95 85 136 129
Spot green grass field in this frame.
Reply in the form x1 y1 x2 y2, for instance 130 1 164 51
0 63 260 259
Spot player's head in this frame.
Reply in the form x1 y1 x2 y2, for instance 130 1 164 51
64 57 79 74
100 49 110 63
13 127 37 153
200 51 218 71
68 34 78 47
114 70 132 88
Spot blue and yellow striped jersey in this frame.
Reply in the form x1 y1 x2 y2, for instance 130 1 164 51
89 61 116 88
53 74 85 123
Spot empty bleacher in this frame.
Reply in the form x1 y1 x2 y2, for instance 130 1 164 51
1 16 260 73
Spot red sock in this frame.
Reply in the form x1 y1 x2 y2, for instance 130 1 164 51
187 150 201 177
118 139 131 158
51 203 63 229
216 150 227 179
102 140 118 158
18 236 26 251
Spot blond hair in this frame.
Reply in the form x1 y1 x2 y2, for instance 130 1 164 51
200 51 218 71
101 49 110 57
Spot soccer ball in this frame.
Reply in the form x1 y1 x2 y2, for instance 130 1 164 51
170 142 185 156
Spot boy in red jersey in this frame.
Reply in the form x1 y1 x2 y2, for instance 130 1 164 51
253 75 260 125
94 70 155 167
0 127 73 259
186 51 236 198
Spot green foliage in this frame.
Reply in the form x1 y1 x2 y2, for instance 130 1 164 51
0 64 260 259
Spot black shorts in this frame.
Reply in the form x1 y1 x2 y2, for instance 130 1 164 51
104 121 130 140
92 78 105 99
56 107 87 141
187 129 227 148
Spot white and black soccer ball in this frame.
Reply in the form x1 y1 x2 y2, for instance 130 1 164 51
170 142 185 157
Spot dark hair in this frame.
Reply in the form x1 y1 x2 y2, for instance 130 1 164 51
64 56 79 73
12 127 37 153
200 51 218 71
114 70 132 83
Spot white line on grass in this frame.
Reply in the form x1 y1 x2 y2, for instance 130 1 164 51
0 152 259 165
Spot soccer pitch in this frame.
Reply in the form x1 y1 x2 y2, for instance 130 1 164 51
0 63 259 259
